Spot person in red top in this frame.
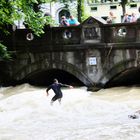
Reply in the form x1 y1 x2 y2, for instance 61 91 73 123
46 79 73 105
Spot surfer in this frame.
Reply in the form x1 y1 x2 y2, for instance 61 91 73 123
46 79 73 105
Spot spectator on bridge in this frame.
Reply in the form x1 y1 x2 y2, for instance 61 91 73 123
69 15 80 26
130 13 137 22
46 78 73 105
106 12 116 24
60 16 69 27
122 13 131 23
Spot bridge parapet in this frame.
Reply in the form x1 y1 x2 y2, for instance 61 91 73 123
1 16 140 51
103 22 140 44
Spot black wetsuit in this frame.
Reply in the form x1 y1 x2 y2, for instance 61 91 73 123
47 83 69 101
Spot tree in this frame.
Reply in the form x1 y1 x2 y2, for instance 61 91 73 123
120 0 128 16
0 0 53 60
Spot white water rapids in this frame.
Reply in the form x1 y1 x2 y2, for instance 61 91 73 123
0 84 140 140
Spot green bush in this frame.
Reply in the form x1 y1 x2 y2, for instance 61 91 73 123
0 43 11 60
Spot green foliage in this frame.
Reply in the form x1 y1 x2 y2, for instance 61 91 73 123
45 15 57 26
0 43 11 60
77 0 84 22
0 1 14 26
0 0 54 59
81 12 90 22
80 0 87 22
0 0 54 36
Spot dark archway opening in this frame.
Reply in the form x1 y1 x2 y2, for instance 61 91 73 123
59 9 70 23
105 68 140 88
21 69 84 87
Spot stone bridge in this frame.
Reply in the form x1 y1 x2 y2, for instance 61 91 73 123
1 16 140 91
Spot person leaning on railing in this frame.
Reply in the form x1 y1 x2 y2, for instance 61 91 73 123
59 16 69 27
69 15 80 26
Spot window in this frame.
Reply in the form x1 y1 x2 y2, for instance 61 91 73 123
87 0 100 4
89 0 120 3
102 0 119 2
91 7 98 11
110 5 117 9
130 4 137 8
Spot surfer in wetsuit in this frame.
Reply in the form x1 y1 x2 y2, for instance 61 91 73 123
46 79 73 105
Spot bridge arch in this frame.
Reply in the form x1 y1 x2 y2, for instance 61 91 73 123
98 58 138 87
13 59 93 86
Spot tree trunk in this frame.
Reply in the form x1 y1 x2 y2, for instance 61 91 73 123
122 4 126 16
120 0 128 16
77 0 82 22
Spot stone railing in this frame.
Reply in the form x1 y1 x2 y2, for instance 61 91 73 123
1 25 81 50
102 22 140 43
1 21 140 51
52 26 81 45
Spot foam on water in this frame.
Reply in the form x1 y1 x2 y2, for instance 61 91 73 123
0 84 140 140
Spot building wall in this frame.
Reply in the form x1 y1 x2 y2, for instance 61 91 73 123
87 2 140 23
41 1 140 24
41 2 78 25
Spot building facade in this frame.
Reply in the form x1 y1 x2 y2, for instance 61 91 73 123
41 0 140 24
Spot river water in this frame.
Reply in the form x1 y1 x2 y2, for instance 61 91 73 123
0 84 140 140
